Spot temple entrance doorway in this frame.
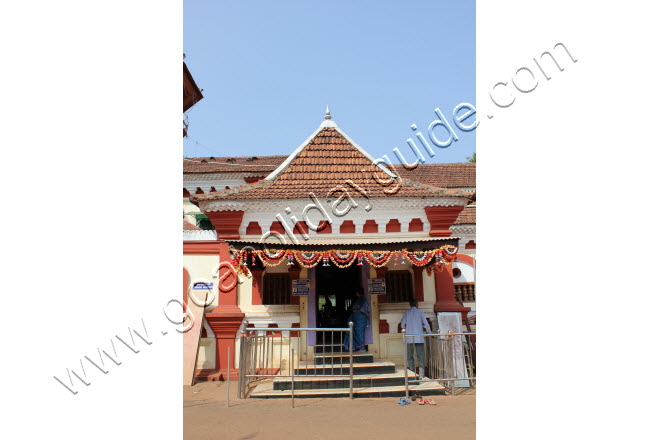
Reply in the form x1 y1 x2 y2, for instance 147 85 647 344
316 263 361 329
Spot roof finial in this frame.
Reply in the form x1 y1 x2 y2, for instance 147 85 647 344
325 105 331 120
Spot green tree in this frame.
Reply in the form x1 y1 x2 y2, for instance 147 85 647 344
466 152 476 163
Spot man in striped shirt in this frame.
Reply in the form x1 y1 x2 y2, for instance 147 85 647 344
401 299 432 378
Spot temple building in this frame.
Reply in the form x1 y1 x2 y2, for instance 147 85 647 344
183 110 476 380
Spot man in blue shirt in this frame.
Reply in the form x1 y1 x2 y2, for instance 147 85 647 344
400 298 432 378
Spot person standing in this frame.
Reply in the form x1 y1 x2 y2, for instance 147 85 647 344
343 288 370 352
401 298 431 378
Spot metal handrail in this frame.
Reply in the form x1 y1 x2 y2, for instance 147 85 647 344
238 323 355 402
403 330 476 397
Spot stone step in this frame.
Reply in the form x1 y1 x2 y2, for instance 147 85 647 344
313 353 373 365
273 366 410 391
313 344 370 353
251 379 445 399
293 360 395 376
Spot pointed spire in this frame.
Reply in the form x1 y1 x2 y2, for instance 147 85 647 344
319 104 338 128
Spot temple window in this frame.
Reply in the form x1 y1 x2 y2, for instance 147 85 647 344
263 273 291 305
385 270 413 303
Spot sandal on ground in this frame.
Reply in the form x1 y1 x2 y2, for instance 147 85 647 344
425 398 437 405
397 398 410 406
417 398 425 405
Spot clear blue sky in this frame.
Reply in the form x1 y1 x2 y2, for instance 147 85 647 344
184 0 475 164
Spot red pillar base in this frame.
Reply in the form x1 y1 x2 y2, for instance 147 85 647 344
195 368 240 381
206 306 245 382
434 267 471 322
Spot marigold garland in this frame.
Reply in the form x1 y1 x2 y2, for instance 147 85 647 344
364 250 392 267
329 250 357 268
294 251 322 268
426 262 445 276
437 244 459 264
257 249 287 267
231 246 459 270
231 250 251 277
402 249 435 266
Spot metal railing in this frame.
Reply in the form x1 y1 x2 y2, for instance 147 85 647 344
237 322 354 405
402 330 476 397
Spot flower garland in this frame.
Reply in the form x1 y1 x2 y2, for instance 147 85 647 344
436 245 459 264
231 251 251 277
402 249 435 267
294 251 322 268
231 245 460 270
257 249 287 267
426 262 445 276
329 250 357 268
364 250 392 267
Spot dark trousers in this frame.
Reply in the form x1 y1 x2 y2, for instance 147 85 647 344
406 343 425 377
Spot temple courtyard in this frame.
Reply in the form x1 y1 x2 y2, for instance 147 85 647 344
183 381 476 439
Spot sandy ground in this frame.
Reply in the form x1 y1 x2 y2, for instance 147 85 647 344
184 381 475 440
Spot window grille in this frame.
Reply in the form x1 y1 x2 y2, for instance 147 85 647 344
263 273 291 305
385 270 413 303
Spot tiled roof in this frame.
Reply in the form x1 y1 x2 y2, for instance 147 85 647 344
191 127 468 202
454 205 475 225
183 157 476 189
183 219 201 230
228 235 455 246
183 155 289 173
393 163 475 188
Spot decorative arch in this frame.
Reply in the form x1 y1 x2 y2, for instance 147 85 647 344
457 254 474 266
452 259 475 284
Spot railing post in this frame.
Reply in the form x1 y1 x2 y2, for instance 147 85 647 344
226 346 231 407
403 329 408 400
291 348 295 408
349 322 354 400
449 331 455 397
237 329 244 399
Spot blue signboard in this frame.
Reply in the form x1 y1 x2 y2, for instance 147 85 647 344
292 279 310 296
368 278 386 295
193 282 213 290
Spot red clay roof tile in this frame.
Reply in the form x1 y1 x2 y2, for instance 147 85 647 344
183 219 201 230
191 128 469 202
183 155 288 173
453 205 475 225
393 163 475 188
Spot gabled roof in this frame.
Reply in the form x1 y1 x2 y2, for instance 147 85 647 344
191 121 468 202
183 155 288 173
183 219 201 230
394 163 475 188
453 205 475 225
182 157 476 189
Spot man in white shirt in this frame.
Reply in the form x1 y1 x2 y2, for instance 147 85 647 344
400 298 432 378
